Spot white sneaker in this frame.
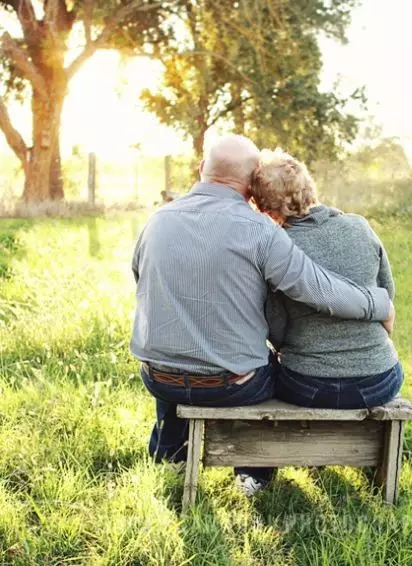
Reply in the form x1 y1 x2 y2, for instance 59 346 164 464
235 474 266 497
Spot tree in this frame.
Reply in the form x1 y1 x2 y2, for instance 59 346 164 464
0 0 171 202
141 0 363 164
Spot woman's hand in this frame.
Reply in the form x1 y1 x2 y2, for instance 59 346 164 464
383 301 395 334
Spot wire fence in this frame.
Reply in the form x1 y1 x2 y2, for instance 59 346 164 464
0 151 196 210
1 148 411 217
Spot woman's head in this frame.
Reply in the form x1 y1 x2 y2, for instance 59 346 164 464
251 148 318 223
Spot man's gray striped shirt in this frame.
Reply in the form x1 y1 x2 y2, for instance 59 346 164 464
131 183 390 375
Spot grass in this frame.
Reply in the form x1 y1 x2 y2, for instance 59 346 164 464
0 211 411 565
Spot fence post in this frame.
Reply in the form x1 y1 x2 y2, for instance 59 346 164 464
164 154 171 193
135 153 140 202
88 152 96 206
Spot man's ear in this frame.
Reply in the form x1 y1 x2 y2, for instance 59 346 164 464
199 160 205 175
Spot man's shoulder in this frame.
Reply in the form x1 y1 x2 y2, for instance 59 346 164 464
232 204 277 227
157 193 276 228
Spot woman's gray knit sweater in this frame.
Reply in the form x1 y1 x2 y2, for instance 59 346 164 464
266 205 398 378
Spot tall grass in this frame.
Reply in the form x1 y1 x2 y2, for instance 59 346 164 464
0 212 411 565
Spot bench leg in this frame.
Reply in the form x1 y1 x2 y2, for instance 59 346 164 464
182 419 204 512
374 420 405 505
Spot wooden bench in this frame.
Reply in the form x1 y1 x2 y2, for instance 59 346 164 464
177 397 412 511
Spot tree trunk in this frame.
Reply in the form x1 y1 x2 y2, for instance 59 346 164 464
192 126 208 183
23 92 64 202
231 83 245 135
193 130 206 162
18 4 72 204
50 130 64 201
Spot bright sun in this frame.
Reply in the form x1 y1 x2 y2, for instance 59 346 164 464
62 51 189 159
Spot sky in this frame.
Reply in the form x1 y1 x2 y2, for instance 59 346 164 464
320 0 412 157
1 0 412 159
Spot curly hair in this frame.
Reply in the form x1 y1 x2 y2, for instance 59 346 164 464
250 148 318 220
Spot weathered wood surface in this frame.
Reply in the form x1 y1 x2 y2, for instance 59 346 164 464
182 419 204 512
369 397 412 421
374 420 405 505
178 397 412 422
203 420 383 467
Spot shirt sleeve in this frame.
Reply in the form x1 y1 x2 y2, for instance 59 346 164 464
265 291 288 349
263 225 390 321
132 230 144 284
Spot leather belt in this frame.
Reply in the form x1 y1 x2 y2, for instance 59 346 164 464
144 363 255 388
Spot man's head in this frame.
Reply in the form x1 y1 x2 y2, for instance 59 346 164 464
200 134 260 196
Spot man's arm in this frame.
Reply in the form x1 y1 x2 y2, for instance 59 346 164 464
263 225 390 321
132 230 145 284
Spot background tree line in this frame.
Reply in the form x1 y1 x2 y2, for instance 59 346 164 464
0 0 363 203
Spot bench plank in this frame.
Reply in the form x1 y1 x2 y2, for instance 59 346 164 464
204 420 383 467
178 400 368 421
177 397 412 422
369 398 412 420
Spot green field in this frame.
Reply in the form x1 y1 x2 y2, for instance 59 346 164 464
0 213 411 565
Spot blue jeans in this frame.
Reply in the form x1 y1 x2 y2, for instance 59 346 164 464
141 361 277 481
274 362 404 409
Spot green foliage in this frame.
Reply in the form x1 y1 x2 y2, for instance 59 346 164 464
142 0 364 161
0 212 411 564
314 138 412 214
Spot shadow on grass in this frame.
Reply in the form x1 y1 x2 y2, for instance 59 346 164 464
161 470 302 565
256 471 318 520
180 491 236 566
87 217 101 258
58 212 147 259
252 464 412 565
0 220 27 280
312 467 371 504
89 445 148 478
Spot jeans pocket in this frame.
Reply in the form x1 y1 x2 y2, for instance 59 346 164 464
359 363 404 408
280 368 320 399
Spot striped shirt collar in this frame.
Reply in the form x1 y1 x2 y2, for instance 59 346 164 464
190 182 247 202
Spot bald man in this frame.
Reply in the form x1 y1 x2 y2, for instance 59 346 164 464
131 134 393 495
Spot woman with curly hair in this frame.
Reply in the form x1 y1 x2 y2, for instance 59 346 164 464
251 148 403 409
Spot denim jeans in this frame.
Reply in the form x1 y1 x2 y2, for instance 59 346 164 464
274 362 404 409
140 360 277 481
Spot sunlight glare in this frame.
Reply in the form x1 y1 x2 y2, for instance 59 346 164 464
63 51 189 158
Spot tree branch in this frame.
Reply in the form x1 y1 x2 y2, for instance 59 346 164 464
0 95 28 164
66 0 165 80
44 0 76 34
3 0 39 39
44 0 61 27
99 0 164 43
83 0 94 44
65 43 96 81
207 95 254 128
0 32 48 99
